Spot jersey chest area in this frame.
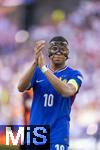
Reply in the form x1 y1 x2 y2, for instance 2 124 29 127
35 71 69 94
34 70 71 108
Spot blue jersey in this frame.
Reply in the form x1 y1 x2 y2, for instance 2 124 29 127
29 66 83 145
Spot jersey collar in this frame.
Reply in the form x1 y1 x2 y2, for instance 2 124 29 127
48 65 68 73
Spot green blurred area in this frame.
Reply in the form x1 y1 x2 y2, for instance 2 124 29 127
0 145 20 150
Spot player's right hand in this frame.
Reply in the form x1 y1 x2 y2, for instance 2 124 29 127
34 40 45 64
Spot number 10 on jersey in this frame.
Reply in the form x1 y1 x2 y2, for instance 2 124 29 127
44 94 54 107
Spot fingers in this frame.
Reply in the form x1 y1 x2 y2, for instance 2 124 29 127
37 52 44 68
35 51 43 65
34 40 45 55
35 40 45 45
34 40 45 67
34 40 45 63
36 51 42 59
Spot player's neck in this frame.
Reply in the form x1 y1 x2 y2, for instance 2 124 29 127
50 63 66 72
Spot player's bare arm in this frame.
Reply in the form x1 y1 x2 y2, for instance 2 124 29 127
43 69 77 97
17 61 37 92
17 40 45 92
37 52 78 97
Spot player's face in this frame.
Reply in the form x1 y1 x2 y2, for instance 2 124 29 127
48 41 69 66
50 53 66 66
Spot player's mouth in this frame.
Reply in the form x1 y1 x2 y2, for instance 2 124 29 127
53 55 64 60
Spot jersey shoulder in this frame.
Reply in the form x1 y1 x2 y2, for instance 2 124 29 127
67 66 83 88
67 66 83 78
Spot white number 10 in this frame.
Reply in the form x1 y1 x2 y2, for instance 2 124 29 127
55 144 65 150
44 94 54 107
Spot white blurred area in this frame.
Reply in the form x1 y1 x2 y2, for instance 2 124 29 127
0 0 100 149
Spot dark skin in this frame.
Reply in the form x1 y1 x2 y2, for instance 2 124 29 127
50 54 66 71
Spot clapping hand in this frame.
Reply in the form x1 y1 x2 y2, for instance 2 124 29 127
34 40 45 68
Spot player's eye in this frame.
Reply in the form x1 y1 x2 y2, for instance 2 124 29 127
52 46 58 51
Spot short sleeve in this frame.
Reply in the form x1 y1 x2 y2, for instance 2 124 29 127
69 70 83 91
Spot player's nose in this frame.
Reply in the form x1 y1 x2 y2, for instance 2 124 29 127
56 51 61 55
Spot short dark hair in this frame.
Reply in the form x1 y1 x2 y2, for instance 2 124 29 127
49 36 68 44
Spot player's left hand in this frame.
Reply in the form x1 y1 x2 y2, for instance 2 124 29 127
37 52 45 68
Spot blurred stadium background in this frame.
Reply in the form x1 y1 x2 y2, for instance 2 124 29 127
0 0 100 149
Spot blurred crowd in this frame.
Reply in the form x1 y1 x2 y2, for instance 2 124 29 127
0 0 100 145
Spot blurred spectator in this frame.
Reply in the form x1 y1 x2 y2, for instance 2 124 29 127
0 7 18 54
